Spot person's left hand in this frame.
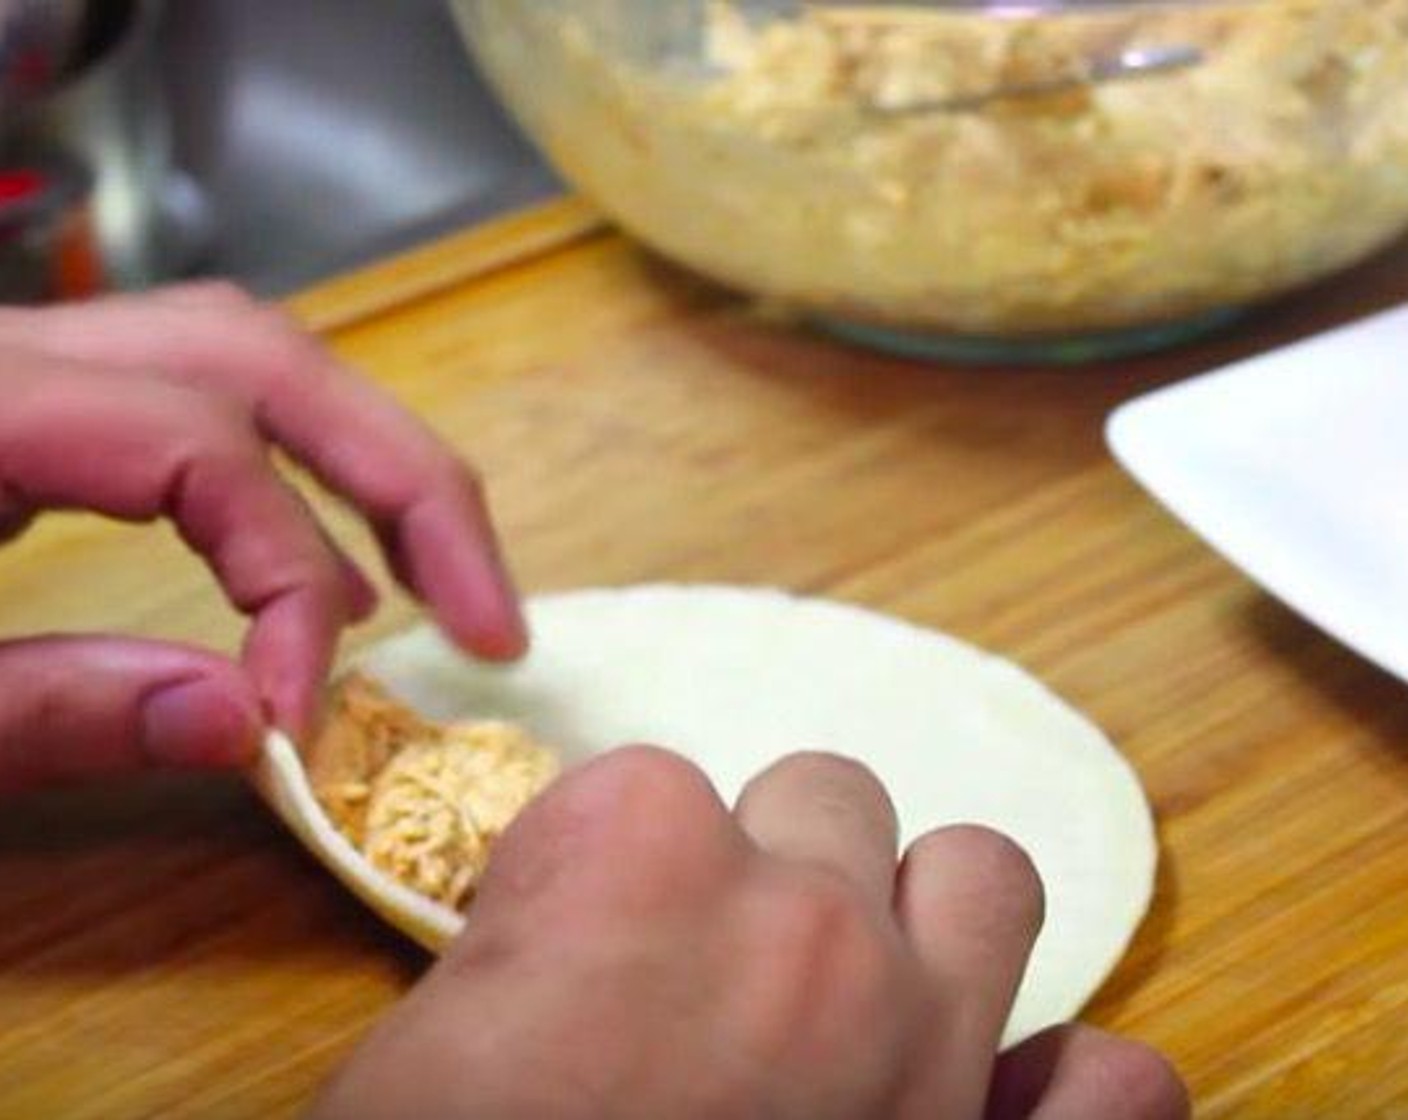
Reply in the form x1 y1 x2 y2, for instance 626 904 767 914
0 283 525 794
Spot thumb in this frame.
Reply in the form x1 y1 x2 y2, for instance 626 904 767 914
0 636 263 796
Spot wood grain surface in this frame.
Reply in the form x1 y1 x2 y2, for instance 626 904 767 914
4 200 1408 1119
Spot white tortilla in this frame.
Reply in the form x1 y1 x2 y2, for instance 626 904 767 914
258 584 1156 1045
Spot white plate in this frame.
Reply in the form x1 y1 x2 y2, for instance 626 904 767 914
1108 305 1408 683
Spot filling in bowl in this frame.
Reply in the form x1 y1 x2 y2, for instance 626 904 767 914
463 0 1408 336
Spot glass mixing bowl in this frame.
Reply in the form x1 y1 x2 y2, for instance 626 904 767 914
452 1 1408 363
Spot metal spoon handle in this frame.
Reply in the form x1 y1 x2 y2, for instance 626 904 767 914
876 42 1205 116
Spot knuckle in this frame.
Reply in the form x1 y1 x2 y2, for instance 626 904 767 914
431 453 483 500
258 316 323 373
588 744 718 814
179 280 286 326
1093 1037 1191 1120
767 866 874 952
909 824 1045 933
769 750 887 797
296 560 354 610
395 448 481 514
754 751 896 825
166 282 314 365
745 868 896 1056
923 824 1037 882
174 389 257 453
203 295 324 374
252 301 306 342
543 746 732 902
183 279 258 310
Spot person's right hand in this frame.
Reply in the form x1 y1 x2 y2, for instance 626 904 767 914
313 747 1188 1120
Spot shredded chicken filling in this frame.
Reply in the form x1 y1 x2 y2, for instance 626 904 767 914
466 0 1408 335
309 674 559 911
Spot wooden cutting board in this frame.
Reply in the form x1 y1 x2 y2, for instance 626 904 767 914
5 197 1408 1118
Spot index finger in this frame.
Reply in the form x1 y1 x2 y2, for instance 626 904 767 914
0 289 528 661
1 362 354 734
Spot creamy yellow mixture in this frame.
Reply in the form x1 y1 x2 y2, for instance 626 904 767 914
465 0 1408 336
309 674 558 911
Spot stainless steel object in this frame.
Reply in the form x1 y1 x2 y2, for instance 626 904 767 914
872 42 1205 114
0 147 101 301
2 0 559 297
161 0 560 295
13 0 176 289
0 0 86 112
723 2 1206 114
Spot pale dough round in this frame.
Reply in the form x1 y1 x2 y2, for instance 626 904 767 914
343 584 1157 1044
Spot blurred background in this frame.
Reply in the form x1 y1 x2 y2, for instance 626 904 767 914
0 0 560 302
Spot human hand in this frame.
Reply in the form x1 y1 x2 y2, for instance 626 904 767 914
313 747 1187 1119
0 283 524 794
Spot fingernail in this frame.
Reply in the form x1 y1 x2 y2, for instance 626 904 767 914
471 587 530 662
448 551 529 662
141 678 261 769
483 548 530 659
